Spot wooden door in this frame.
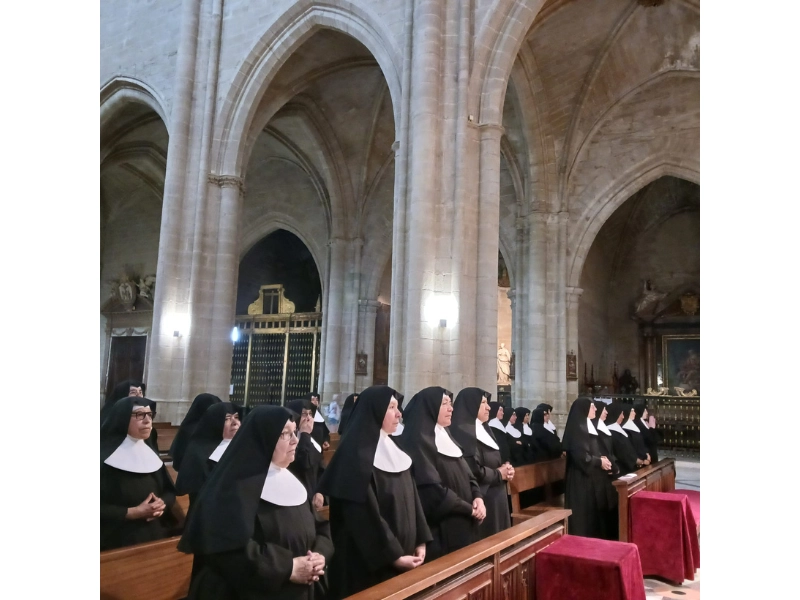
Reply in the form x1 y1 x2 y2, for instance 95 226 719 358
105 336 147 399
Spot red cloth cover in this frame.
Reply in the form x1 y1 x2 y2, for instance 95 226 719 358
664 489 700 528
630 491 700 584
535 534 646 600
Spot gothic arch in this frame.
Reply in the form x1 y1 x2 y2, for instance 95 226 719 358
566 159 700 289
100 76 170 135
211 0 401 182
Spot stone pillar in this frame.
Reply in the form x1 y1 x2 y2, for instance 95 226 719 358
565 286 584 406
356 299 381 390
320 238 348 401
546 212 568 418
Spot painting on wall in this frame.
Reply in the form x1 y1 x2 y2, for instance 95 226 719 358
662 335 700 394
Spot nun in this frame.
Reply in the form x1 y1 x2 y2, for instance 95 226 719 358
170 393 222 471
562 397 612 538
101 397 177 550
100 379 144 424
450 388 513 538
397 387 485 561
317 386 431 597
591 401 620 540
286 398 325 510
487 402 511 464
604 402 643 475
504 409 527 466
531 407 563 460
337 393 358 437
178 405 333 600
633 400 660 463
391 393 406 437
511 407 536 463
622 405 651 465
175 403 241 505
308 392 331 451
536 403 560 439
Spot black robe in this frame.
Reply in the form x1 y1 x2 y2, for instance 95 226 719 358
507 429 528 466
609 429 640 475
311 420 330 447
187 500 333 600
417 454 481 561
466 432 511 539
639 420 660 463
100 463 177 550
626 426 650 461
532 423 562 460
328 468 431 597
488 423 511 464
591 425 620 540
288 432 323 500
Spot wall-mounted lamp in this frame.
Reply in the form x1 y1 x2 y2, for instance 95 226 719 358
231 326 240 342
163 312 190 339
424 294 458 328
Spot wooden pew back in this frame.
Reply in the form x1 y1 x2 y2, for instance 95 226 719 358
100 536 192 600
506 457 566 514
345 509 570 600
612 458 676 542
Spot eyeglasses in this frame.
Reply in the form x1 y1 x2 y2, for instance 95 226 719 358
224 414 241 422
300 410 313 418
131 411 154 421
278 429 297 441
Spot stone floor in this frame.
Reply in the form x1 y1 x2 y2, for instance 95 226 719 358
645 570 700 600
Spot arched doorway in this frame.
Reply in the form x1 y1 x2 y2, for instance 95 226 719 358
231 230 323 406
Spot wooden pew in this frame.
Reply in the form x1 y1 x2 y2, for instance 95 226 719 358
345 509 570 600
612 458 677 542
100 536 192 600
506 457 566 520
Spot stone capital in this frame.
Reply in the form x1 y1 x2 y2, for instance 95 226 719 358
359 298 382 310
208 174 246 194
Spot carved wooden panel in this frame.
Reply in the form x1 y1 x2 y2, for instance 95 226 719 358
417 563 493 600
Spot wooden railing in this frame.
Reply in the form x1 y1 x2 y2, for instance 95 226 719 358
100 536 192 600
344 510 570 600
612 458 676 542
506 457 566 516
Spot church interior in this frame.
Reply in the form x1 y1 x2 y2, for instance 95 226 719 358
99 0 704 598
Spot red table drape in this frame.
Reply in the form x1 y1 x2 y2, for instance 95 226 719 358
664 489 700 529
630 491 700 584
535 534 646 600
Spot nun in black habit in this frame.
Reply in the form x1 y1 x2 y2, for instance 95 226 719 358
101 397 177 550
622 405 651 465
562 397 612 538
396 387 485 562
486 401 511 464
591 401 620 540
100 380 160 453
450 388 513 539
510 407 537 463
178 405 333 600
286 398 325 510
504 409 527 465
531 407 563 460
633 400 660 463
174 402 241 505
308 392 331 451
337 393 358 437
317 386 431 597
170 393 222 471
604 402 643 475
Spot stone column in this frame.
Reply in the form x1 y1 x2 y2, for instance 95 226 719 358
355 299 381 390
320 238 348 401
565 286 584 405
546 212 568 418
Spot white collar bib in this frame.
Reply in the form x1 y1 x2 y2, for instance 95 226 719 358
623 419 641 433
374 430 412 472
308 434 322 453
488 418 505 432
391 422 404 436
208 439 231 462
434 424 463 457
607 422 628 437
475 419 499 450
544 421 556 433
596 419 612 436
505 423 521 438
522 423 532 436
261 463 307 506
586 418 598 436
104 435 162 474
313 411 325 423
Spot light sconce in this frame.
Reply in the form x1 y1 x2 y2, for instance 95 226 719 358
424 294 458 328
164 312 190 339
231 326 240 342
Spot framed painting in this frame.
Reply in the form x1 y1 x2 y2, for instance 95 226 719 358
661 335 700 394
